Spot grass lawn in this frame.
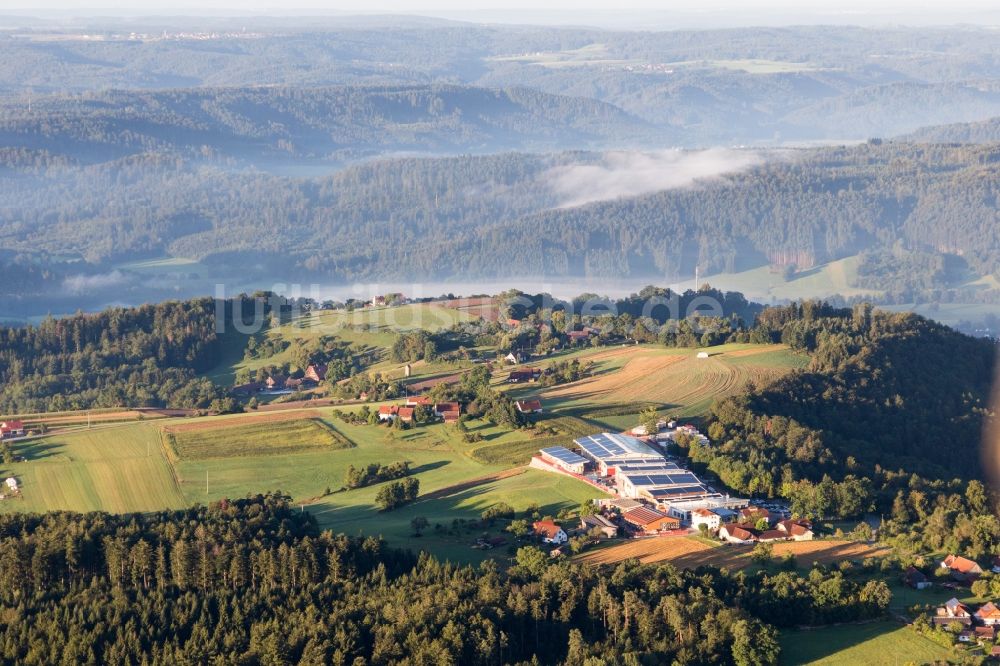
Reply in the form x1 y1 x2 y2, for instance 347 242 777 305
779 621 952 665
0 424 188 513
165 418 351 460
308 468 602 564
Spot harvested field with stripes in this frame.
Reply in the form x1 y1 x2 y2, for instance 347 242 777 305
540 343 806 415
577 536 888 570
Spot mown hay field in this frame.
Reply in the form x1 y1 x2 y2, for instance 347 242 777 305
164 418 353 461
577 537 888 570
540 343 806 416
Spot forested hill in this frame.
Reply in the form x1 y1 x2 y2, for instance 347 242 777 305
0 85 653 165
2 141 998 306
696 303 996 520
902 115 1000 144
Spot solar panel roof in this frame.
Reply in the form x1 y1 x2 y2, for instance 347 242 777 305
574 432 662 460
621 472 701 487
645 485 711 498
540 446 588 466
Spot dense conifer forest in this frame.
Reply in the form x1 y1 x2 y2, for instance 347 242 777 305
0 493 893 665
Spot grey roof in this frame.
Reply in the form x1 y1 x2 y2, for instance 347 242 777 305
540 446 588 466
620 472 701 488
575 432 662 461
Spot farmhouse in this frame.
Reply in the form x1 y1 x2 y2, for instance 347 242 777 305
405 396 432 406
739 507 773 527
539 446 588 474
976 602 1000 626
903 567 931 590
507 368 542 383
515 399 543 414
378 405 399 421
719 525 758 544
580 514 618 538
621 506 680 534
934 598 974 626
941 554 983 581
0 420 25 439
533 521 568 545
433 402 460 418
397 407 415 423
776 519 814 541
304 364 328 382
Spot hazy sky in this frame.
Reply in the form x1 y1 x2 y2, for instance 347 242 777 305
5 0 999 29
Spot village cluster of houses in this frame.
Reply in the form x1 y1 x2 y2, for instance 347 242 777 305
933 596 1000 647
231 364 329 397
0 420 25 439
713 508 814 543
378 396 462 424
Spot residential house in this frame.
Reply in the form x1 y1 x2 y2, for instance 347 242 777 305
378 405 400 421
934 598 973 626
977 602 1000 626
719 525 757 544
976 626 997 642
507 368 542 383
433 402 460 418
304 364 328 383
0 420 26 439
776 519 814 541
567 330 593 344
406 396 432 407
941 554 984 581
533 521 568 545
515 399 543 414
580 514 618 539
758 530 789 542
397 407 415 424
691 508 721 532
621 506 681 534
903 566 932 590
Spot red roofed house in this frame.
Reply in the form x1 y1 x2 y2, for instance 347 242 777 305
976 602 1000 626
758 530 789 542
533 520 568 545
515 399 543 415
776 519 814 541
739 507 772 527
941 554 983 581
378 405 400 421
0 421 26 439
397 407 415 424
434 402 460 418
720 525 757 544
621 506 680 534
507 368 542 383
304 364 328 383
406 396 432 406
934 598 973 627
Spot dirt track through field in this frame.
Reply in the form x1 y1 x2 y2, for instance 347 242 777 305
161 410 324 434
577 537 888 570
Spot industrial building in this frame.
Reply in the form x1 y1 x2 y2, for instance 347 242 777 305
574 432 665 476
539 446 588 474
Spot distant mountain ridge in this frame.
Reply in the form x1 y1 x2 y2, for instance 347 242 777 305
0 84 656 165
900 115 1000 144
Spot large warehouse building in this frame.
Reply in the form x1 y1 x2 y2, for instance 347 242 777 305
574 432 665 476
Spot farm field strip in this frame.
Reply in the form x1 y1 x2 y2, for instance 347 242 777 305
164 418 352 461
577 537 888 570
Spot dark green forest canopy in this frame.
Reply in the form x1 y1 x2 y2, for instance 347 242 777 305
1 141 998 302
695 303 997 520
0 494 891 665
